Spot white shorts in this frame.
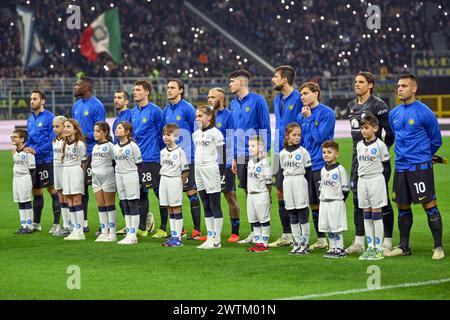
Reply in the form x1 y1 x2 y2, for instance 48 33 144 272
13 175 32 203
319 200 347 233
195 164 221 194
62 166 85 195
159 175 183 207
116 171 140 200
54 166 64 191
283 176 309 210
92 167 116 193
247 192 271 224
357 174 387 209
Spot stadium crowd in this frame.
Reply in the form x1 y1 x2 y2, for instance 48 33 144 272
0 0 449 79
200 0 450 79
0 0 262 79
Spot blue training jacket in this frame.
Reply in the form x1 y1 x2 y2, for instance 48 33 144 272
274 89 303 154
26 109 55 164
216 107 235 168
230 91 271 158
163 99 196 163
389 99 442 170
297 103 335 171
131 103 164 163
72 96 106 155
113 109 132 144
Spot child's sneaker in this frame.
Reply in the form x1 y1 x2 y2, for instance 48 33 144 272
162 237 175 247
171 238 183 247
333 248 346 259
359 248 374 260
289 244 301 255
105 233 117 242
368 248 384 261
297 244 310 255
197 238 214 249
95 234 109 242
252 243 269 253
323 248 336 258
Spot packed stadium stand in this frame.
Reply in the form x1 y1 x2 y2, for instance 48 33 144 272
1 0 449 79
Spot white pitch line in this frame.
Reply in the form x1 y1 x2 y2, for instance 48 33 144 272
277 278 450 300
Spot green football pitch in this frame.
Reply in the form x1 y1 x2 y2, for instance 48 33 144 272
0 138 449 300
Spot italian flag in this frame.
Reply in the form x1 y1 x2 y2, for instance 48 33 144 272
80 8 122 64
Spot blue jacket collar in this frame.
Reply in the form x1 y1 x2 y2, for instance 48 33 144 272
115 108 129 117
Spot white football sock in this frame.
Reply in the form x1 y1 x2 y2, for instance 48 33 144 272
262 225 270 247
282 233 292 240
205 216 214 240
169 216 175 238
355 235 365 246
383 237 392 249
125 215 132 234
19 209 26 228
61 206 69 229
213 217 223 244
364 217 375 249
328 233 336 249
99 208 108 235
69 208 77 230
175 214 183 240
253 225 262 244
290 223 301 245
130 215 139 240
373 218 384 250
107 209 117 235
26 209 33 228
76 208 84 231
300 222 310 245
335 232 344 249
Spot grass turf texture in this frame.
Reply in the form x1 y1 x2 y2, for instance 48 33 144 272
0 137 449 300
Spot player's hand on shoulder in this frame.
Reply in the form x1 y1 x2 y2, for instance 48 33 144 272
302 106 311 117
24 147 36 155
